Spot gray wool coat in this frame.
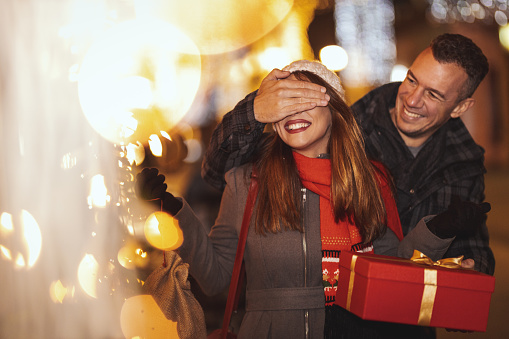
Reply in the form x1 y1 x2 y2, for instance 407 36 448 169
175 165 453 339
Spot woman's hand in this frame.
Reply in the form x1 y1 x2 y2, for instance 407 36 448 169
136 167 167 201
135 167 182 216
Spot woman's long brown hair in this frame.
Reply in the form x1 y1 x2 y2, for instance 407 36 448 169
253 70 388 243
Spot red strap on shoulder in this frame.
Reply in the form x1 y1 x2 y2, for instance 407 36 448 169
220 172 258 337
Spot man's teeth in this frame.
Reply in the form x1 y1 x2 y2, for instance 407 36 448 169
287 122 310 130
404 109 421 118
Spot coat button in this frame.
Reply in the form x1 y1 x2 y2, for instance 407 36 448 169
243 124 251 132
409 189 415 194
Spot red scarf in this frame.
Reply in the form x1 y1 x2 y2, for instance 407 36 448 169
293 152 364 249
293 151 403 305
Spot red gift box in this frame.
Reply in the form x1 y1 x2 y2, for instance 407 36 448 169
336 250 495 332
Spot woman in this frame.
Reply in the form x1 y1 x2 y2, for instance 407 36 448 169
136 60 448 338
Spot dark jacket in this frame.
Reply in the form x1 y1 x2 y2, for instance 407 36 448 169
351 82 494 274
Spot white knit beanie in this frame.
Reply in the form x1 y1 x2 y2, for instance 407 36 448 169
282 60 345 100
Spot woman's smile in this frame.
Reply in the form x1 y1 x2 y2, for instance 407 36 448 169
284 119 311 133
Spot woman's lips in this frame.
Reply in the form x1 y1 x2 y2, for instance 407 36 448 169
284 119 311 133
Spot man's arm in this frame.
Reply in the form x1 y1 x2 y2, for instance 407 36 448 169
201 68 329 191
444 218 494 274
201 91 265 191
440 176 495 275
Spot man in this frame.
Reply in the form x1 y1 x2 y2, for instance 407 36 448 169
201 33 494 276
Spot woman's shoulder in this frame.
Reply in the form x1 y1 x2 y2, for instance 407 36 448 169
225 163 254 191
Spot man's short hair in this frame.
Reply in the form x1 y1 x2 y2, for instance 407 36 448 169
430 33 489 100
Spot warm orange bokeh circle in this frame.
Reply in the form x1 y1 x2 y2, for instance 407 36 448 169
144 211 183 251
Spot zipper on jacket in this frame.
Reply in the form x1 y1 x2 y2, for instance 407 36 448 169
301 187 309 339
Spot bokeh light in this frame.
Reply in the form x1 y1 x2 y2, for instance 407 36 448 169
148 134 164 157
495 10 508 26
183 139 203 163
335 0 396 86
258 46 292 71
49 280 76 304
428 0 509 26
134 0 294 55
78 19 201 145
144 211 183 251
120 294 178 338
0 210 42 270
319 45 348 71
500 24 509 51
87 174 111 208
117 241 149 270
0 245 11 261
0 212 13 232
125 141 146 166
21 210 42 268
390 64 408 82
78 253 100 299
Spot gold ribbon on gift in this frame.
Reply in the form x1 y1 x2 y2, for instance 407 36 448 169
344 250 464 326
410 250 464 269
345 255 358 311
410 250 463 326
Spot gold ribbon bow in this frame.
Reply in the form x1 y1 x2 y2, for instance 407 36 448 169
410 250 464 326
410 250 464 269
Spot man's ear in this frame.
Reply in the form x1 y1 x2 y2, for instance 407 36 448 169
450 98 475 118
